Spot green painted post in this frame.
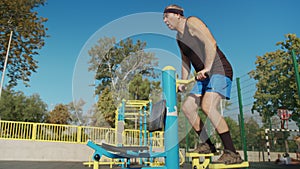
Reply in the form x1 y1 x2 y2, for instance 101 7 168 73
291 49 300 99
236 77 248 162
185 117 189 162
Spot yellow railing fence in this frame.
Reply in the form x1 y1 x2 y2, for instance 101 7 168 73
122 129 164 148
35 123 79 143
0 120 163 148
123 129 141 146
80 126 116 144
0 120 34 140
150 131 164 148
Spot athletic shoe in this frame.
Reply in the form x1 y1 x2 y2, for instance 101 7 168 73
191 143 217 154
215 149 243 164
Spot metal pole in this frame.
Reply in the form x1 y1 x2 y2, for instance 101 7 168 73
291 49 300 99
162 66 179 169
0 30 13 98
149 100 153 163
143 105 147 166
236 77 248 162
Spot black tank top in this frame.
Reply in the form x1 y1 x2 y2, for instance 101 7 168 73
176 17 233 80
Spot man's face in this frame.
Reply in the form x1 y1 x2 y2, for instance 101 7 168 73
163 12 178 30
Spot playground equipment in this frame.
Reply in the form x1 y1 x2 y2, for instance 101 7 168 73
186 153 214 169
87 66 249 169
186 152 249 169
114 99 151 147
87 66 179 169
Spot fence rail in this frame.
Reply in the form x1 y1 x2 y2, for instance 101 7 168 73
0 120 163 148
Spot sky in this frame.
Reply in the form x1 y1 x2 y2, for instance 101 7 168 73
11 0 300 112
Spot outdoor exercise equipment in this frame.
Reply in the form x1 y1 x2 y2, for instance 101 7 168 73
186 152 249 169
87 66 179 169
86 66 249 169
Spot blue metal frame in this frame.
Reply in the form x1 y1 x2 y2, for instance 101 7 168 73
162 66 179 169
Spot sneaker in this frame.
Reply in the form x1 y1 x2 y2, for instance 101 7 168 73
191 143 217 154
215 149 243 164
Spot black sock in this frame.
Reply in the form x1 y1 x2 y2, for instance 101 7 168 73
196 129 214 146
196 121 215 148
219 131 236 152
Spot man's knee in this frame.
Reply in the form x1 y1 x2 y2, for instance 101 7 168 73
201 93 221 114
181 101 191 114
182 95 200 113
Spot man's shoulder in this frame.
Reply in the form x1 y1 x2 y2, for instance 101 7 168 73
186 16 207 29
187 16 201 24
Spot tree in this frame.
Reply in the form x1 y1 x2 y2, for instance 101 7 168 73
94 87 116 127
68 99 88 125
244 117 261 151
0 88 47 122
0 0 48 87
249 34 300 128
88 37 159 126
149 80 162 103
47 104 71 124
88 37 158 99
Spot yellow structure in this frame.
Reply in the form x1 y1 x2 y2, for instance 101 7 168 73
209 162 249 169
186 152 249 169
186 153 214 169
83 156 125 169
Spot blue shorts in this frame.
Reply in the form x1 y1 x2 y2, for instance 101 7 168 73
190 74 232 100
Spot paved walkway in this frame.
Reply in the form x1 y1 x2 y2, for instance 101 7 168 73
1 161 300 169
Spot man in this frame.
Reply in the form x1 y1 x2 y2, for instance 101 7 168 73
163 4 243 164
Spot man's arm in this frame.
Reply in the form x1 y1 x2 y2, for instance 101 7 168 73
180 49 191 80
187 17 217 79
177 49 191 92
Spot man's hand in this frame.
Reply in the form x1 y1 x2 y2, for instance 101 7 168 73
177 84 186 92
196 70 209 80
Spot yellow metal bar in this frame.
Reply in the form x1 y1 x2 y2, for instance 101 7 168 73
32 123 37 140
125 105 144 107
94 161 99 169
209 161 249 168
186 153 214 169
77 126 82 143
83 156 126 169
124 113 140 116
179 150 185 166
175 77 196 93
176 77 195 85
126 100 149 104
186 153 214 157
114 108 119 145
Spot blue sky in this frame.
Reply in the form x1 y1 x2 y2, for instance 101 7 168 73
13 0 300 111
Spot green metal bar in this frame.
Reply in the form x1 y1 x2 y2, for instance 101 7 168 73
236 77 248 162
291 49 300 99
185 117 189 162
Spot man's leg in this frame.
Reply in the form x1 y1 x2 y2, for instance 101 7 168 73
181 94 201 131
181 94 215 153
201 92 236 152
201 92 243 164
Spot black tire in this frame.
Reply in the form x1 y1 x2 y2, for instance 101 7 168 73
94 154 100 161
